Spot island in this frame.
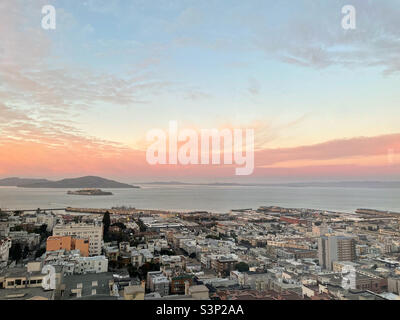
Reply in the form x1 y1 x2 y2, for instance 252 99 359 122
0 176 140 189
67 189 113 196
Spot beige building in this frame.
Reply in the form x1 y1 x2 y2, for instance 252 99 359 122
388 277 400 295
53 222 103 256
124 285 145 300
332 261 359 273
188 285 209 300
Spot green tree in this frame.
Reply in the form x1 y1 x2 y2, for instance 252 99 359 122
235 262 250 272
127 264 139 278
137 219 147 232
9 243 23 262
22 246 30 259
11 225 23 232
160 249 176 256
102 211 111 241
206 234 220 240
35 247 46 259
111 222 126 230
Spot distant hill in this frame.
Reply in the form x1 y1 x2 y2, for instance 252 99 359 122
1 176 139 188
0 177 51 186
136 181 400 188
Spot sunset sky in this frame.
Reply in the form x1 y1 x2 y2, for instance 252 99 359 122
0 0 399 182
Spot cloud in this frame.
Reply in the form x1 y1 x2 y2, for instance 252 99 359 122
251 1 400 74
255 133 400 167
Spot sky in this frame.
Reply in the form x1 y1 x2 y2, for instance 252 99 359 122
0 0 399 182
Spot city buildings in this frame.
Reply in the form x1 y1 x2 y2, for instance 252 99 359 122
53 222 103 256
0 204 400 301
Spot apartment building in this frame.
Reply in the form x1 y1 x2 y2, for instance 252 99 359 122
53 222 103 256
46 236 89 257
211 256 238 275
146 271 170 296
170 274 194 295
318 235 356 270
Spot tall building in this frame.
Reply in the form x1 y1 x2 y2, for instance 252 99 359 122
318 235 356 270
53 222 103 256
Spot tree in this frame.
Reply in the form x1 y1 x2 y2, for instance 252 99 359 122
206 234 220 240
111 222 126 230
138 261 160 280
9 243 23 262
22 246 30 259
137 219 147 232
102 211 111 241
11 225 23 232
160 249 176 256
189 252 197 259
33 224 50 242
35 247 46 259
235 262 249 272
127 264 139 278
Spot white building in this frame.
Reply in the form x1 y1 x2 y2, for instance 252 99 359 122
182 239 197 255
153 239 169 252
44 250 108 275
53 222 103 256
139 249 153 263
74 256 108 274
160 255 184 269
0 237 12 262
23 212 56 232
37 213 56 231
147 271 170 296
